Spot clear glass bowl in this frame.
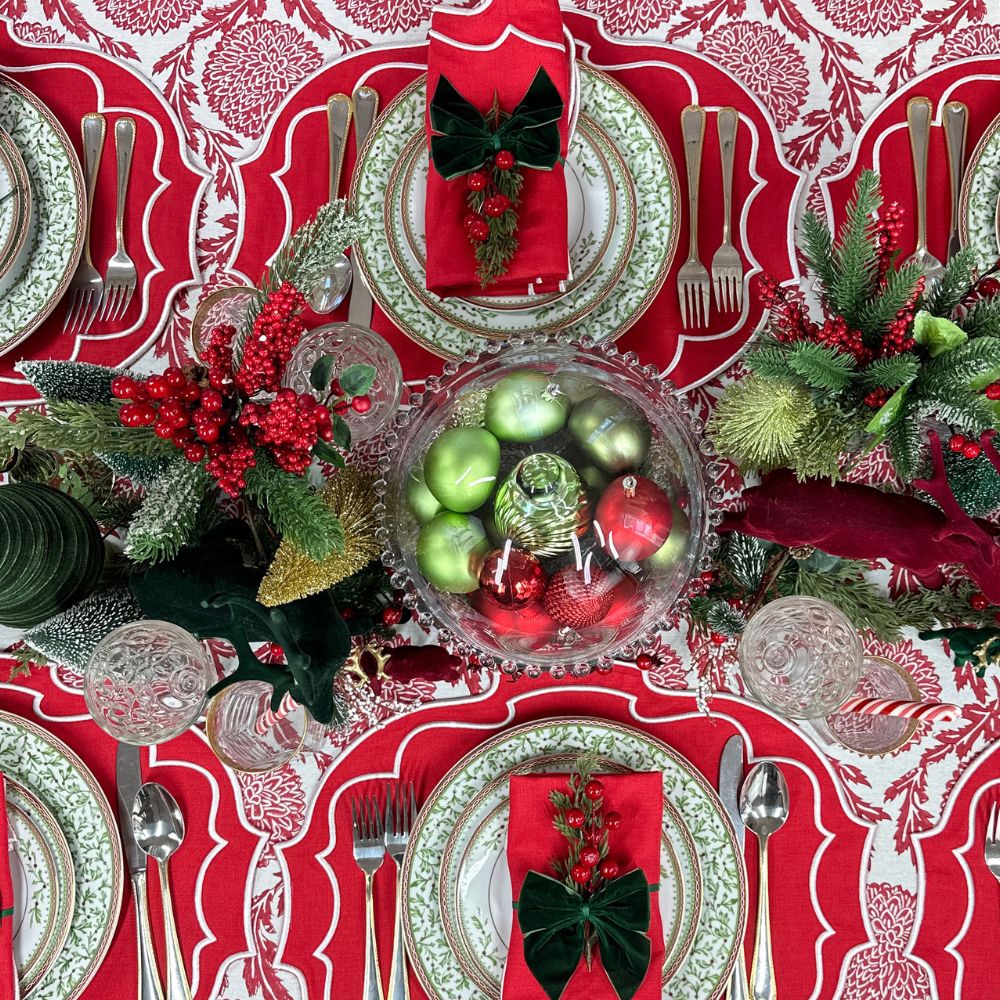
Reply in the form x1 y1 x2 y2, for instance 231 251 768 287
377 335 717 673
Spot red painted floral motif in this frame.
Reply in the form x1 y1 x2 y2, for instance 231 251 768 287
574 0 681 35
814 0 920 37
933 22 1000 62
203 20 322 138
11 20 64 42
94 0 202 34
864 637 943 700
237 765 307 840
333 0 433 33
700 21 809 130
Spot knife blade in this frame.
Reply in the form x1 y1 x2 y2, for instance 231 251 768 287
116 742 145 874
348 85 379 329
719 734 749 1000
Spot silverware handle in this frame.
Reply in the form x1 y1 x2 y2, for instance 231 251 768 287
907 96 933 253
328 94 352 202
727 940 750 1000
114 116 135 252
159 859 191 1000
387 872 410 1000
349 86 379 327
132 871 166 1000
749 838 776 1000
718 107 738 244
81 112 106 266
943 100 967 239
363 872 385 1000
681 105 705 258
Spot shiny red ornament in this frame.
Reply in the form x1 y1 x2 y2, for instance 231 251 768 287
468 219 490 242
595 475 673 562
605 811 623 831
579 846 600 866
494 150 515 170
565 808 585 829
469 591 559 646
478 548 546 609
599 859 619 880
543 563 616 629
570 864 592 884
584 780 604 801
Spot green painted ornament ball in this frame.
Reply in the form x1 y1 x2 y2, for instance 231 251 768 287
422 426 501 513
643 505 690 573
416 512 491 593
569 390 651 474
484 371 569 442
405 466 444 524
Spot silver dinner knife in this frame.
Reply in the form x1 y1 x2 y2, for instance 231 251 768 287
348 86 379 328
720 735 750 1000
943 101 967 260
117 743 165 1000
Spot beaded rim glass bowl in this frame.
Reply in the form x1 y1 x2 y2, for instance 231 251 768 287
376 334 721 675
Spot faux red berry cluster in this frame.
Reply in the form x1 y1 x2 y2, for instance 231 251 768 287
949 433 983 461
873 201 904 286
235 283 308 396
239 390 333 476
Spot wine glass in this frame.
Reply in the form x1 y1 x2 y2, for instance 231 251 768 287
205 681 306 772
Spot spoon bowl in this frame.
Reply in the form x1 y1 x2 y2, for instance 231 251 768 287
132 782 185 863
739 761 790 841
308 253 353 314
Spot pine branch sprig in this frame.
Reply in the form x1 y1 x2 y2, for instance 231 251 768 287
15 360 130 405
795 559 904 641
800 210 837 292
123 459 209 564
925 247 977 316
856 260 923 340
858 355 920 390
745 345 792 379
828 169 881 326
722 533 770 590
921 337 1000 393
959 297 1000 339
786 340 858 390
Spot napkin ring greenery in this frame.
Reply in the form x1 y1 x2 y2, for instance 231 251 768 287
514 756 654 1000
429 67 564 287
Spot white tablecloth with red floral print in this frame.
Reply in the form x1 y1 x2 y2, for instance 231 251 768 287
3 2 1000 998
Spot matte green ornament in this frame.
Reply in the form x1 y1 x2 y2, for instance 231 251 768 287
405 466 445 524
569 390 651 474
422 426 501 513
493 453 589 557
416 512 491 593
643 505 690 573
484 371 569 442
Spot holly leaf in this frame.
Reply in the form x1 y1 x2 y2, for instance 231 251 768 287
913 310 968 357
314 441 345 467
310 354 335 392
340 363 376 398
332 414 351 449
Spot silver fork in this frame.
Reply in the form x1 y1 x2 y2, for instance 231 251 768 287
904 96 945 285
64 112 106 335
384 784 416 1000
677 105 710 329
352 794 386 1000
711 107 743 313
100 116 137 323
985 803 1000 885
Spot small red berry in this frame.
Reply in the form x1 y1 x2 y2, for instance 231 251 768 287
963 441 982 459
710 632 728 646
197 422 220 443
584 780 604 801
333 399 350 416
598 860 619 880
483 194 510 218
980 277 1000 297
565 808 586 829
494 150 515 170
570 864 592 884
381 606 403 626
579 846 600 867
146 375 170 399
183 382 202 402
153 420 175 439
164 367 187 390
118 403 138 426
468 219 490 242
184 444 206 463
351 394 373 414
466 170 488 191
463 212 480 231
986 382 1000 401
605 811 623 831
111 375 137 399
132 404 157 427
635 653 654 670
340 606 357 622
583 826 603 845
970 592 990 611
949 434 967 453
200 389 223 412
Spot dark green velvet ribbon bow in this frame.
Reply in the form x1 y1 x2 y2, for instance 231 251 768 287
515 868 654 1000
428 66 564 180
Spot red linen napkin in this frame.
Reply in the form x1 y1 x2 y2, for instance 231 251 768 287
425 0 571 298
0 775 16 1000
503 771 664 1000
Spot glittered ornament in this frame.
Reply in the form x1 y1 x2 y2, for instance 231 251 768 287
543 562 617 629
417 511 491 593
405 466 444 524
595 475 673 562
258 469 382 606
568 390 651 474
493 453 589 557
423 426 501 513
484 371 569 443
478 547 546 608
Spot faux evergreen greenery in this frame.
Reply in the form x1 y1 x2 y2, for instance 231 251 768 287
15 360 130 404
124 459 209 564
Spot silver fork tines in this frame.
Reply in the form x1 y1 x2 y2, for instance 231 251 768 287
985 803 1000 882
384 783 415 1000
677 105 710 329
100 116 138 323
711 107 744 313
352 794 386 1000
64 112 106 336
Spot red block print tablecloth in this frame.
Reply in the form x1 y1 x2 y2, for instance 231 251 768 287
4 2 1000 998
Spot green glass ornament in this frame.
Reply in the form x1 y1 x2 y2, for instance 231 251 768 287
493 453 589 557
416 512 490 593
405 466 444 524
569 390 651 474
422 426 501 513
643 505 690 573
484 371 569 442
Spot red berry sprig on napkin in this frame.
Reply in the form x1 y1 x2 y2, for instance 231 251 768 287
464 151 525 287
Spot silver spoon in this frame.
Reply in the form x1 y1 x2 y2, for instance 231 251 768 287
309 93 354 314
739 761 789 1000
132 783 192 1000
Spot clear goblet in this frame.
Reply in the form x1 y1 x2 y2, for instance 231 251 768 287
739 595 863 719
84 620 212 745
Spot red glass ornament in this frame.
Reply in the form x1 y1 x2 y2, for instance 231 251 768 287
565 808 585 828
595 475 673 562
478 548 546 609
599 860 619 880
494 150 515 170
543 563 616 629
949 434 967 452
579 846 600 867
351 394 373 414
466 171 488 191
970 592 990 611
468 219 490 242
963 441 982 459
469 592 559 646
584 780 604 801
570 864 592 884
605 811 623 830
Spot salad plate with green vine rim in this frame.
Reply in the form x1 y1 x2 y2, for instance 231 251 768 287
959 108 1000 270
0 712 123 1000
352 65 676 359
401 718 746 1000
0 126 31 283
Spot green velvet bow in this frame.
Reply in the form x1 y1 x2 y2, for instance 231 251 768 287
515 869 654 1000
428 67 564 180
